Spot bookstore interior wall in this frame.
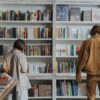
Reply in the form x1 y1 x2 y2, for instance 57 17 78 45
0 0 100 100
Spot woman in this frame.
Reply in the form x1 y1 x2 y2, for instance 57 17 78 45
6 39 31 100
76 25 100 100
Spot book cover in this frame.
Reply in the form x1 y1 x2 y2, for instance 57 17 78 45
57 81 61 96
78 28 88 39
96 84 99 96
45 85 52 96
70 27 78 39
39 84 46 96
82 10 92 21
0 45 3 55
70 8 81 21
78 83 87 96
28 63 34 74
92 8 100 21
56 5 69 21
34 85 39 97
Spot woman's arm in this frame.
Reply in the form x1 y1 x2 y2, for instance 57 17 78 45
19 53 28 73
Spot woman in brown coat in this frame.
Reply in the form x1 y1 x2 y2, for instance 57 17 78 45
76 25 100 100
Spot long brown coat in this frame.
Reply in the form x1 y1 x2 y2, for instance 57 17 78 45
76 34 100 82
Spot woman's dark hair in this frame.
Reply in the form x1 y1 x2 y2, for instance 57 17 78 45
13 39 25 51
90 25 100 36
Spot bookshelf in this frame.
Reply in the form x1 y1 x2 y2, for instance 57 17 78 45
0 0 100 100
56 21 100 25
54 0 100 100
0 0 53 100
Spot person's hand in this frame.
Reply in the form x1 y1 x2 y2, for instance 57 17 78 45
76 75 81 83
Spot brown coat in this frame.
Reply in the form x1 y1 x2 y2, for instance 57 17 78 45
76 34 100 82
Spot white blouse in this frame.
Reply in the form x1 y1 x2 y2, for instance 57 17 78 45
6 49 31 97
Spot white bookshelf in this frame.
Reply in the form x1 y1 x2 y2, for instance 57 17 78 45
0 21 52 24
28 96 52 99
56 21 100 25
26 56 52 58
0 0 100 100
0 2 52 5
27 73 53 80
56 73 86 80
56 96 87 99
0 0 53 99
55 0 100 4
54 0 100 99
56 56 78 58
56 96 100 99
56 38 85 41
0 38 52 41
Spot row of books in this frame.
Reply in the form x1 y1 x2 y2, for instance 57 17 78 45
0 9 52 21
56 44 80 57
25 44 52 56
27 10 52 21
0 27 52 38
28 62 52 74
29 84 52 97
0 44 52 56
56 5 100 21
33 27 52 38
55 60 77 73
0 27 27 38
56 26 90 39
57 80 100 96
0 45 9 56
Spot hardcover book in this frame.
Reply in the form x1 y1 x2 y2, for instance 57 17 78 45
82 10 92 21
78 83 87 96
56 5 69 21
70 8 81 21
92 8 100 21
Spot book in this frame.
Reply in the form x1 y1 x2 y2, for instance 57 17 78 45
92 8 100 21
82 10 92 21
57 81 61 96
70 27 78 39
96 84 99 96
56 5 69 21
34 85 39 97
45 85 52 96
39 84 46 96
78 27 89 39
78 83 87 96
70 8 81 21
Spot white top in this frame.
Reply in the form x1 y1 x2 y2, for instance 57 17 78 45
6 49 31 96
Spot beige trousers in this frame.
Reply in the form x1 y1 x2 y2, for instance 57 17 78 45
86 75 100 100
